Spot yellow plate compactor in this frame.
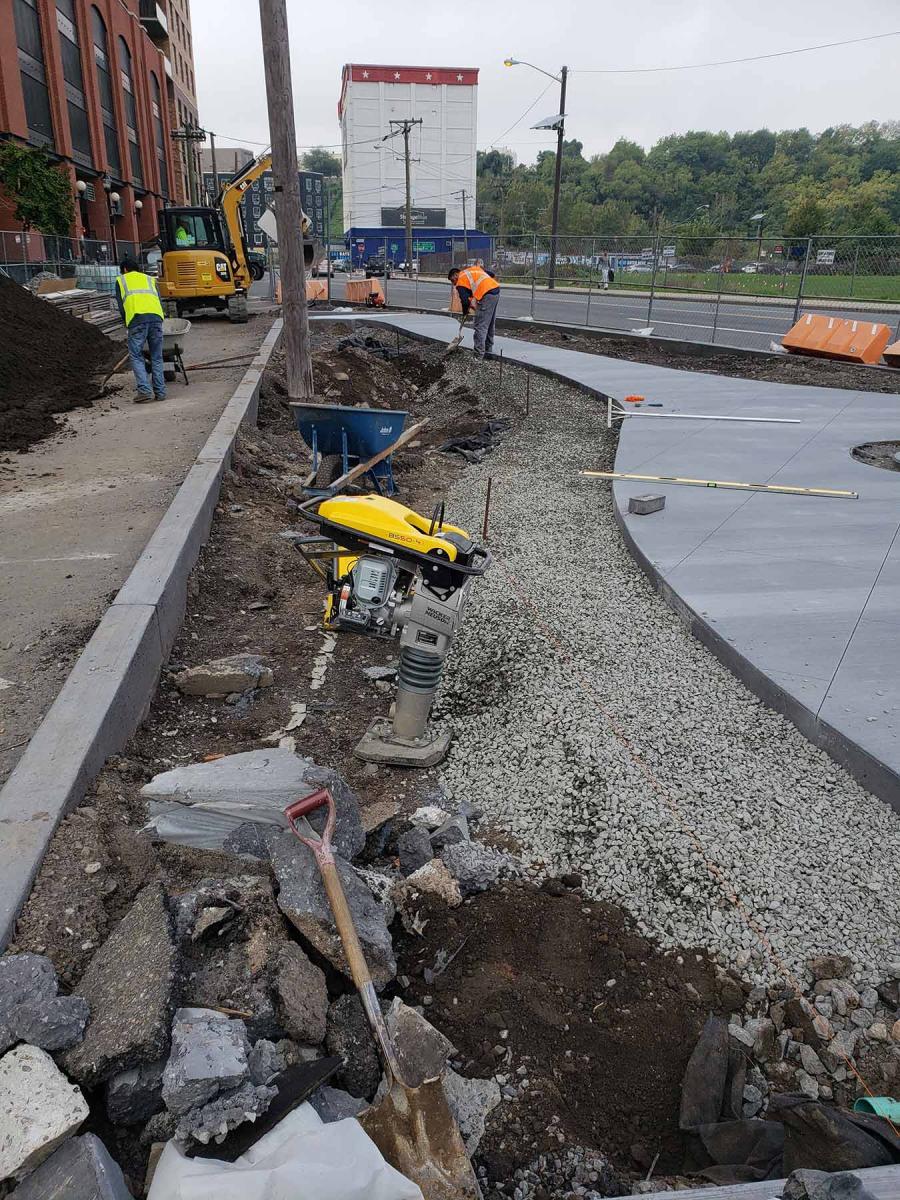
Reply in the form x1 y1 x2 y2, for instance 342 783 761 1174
297 493 491 767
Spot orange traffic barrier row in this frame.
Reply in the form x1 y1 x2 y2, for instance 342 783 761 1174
782 313 891 365
306 280 327 301
883 341 900 369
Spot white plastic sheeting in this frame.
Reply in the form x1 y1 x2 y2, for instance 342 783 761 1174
147 1103 423 1200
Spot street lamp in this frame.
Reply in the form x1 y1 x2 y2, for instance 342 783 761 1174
750 211 765 269
504 56 568 290
109 191 120 264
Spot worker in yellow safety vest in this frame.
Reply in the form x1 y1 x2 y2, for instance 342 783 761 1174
448 264 501 359
115 254 166 404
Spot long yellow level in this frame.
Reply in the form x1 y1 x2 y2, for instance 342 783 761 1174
580 470 859 500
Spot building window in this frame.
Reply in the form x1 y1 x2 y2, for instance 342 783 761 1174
91 7 120 177
55 0 92 166
150 72 169 198
14 0 55 148
117 36 142 186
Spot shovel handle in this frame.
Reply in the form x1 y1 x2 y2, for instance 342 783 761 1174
285 787 331 824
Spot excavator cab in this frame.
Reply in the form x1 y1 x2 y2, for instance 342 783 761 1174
157 206 249 324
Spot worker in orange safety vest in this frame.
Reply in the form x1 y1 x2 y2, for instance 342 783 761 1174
448 264 501 359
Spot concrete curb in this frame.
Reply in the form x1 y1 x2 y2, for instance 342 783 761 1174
0 318 284 950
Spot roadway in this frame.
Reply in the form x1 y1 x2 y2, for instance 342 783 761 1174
307 273 899 353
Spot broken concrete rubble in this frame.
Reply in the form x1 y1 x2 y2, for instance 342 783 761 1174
0 1044 89 1180
271 832 396 986
399 859 462 908
0 952 89 1053
355 866 399 925
141 748 364 858
106 1058 166 1125
409 805 449 830
11 1132 133 1200
397 827 433 876
175 653 273 697
174 1080 277 1146
441 1067 501 1157
326 993 382 1099
442 839 506 895
308 1083 368 1123
60 883 177 1087
384 997 455 1088
271 942 328 1045
248 1038 285 1085
161 1008 250 1115
430 814 470 849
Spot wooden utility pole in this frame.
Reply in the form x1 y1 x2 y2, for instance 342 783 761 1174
453 189 470 262
389 118 422 279
258 0 313 399
209 130 219 202
548 65 568 290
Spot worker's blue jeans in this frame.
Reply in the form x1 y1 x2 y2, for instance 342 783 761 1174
127 314 166 398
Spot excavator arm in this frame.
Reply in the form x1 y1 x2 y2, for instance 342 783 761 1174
218 150 315 291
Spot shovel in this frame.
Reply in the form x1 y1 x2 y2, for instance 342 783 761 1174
441 314 469 358
285 789 480 1200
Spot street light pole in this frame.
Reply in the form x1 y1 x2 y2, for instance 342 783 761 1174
504 57 568 290
548 65 567 291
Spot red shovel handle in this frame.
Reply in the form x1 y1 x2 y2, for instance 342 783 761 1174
284 788 336 865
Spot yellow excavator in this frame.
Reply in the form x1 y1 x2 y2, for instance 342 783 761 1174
156 150 319 323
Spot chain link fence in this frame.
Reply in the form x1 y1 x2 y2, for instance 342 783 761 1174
368 232 900 352
5 228 900 349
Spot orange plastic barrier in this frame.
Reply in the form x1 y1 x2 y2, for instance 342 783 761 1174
883 341 900 368
305 280 327 301
345 278 384 305
782 313 891 364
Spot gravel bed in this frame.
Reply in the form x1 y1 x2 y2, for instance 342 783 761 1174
434 362 900 985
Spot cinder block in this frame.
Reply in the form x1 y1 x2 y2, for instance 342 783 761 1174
629 493 666 515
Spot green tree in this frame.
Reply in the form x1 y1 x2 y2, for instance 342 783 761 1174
299 147 341 176
0 142 74 235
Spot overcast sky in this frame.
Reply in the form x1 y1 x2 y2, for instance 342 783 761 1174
192 0 899 162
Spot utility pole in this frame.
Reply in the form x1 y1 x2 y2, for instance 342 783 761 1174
171 119 205 206
388 118 422 279
209 130 219 202
259 0 314 399
452 189 470 262
548 65 568 290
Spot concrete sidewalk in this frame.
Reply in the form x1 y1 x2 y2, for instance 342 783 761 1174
0 311 275 785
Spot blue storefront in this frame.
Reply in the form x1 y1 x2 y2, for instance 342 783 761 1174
344 227 493 268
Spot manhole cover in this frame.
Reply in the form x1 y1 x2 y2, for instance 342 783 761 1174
851 441 900 473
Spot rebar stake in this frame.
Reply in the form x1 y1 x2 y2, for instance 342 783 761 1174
482 476 493 540
525 373 531 417
499 349 504 390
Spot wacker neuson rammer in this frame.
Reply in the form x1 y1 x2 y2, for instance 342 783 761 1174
297 493 490 767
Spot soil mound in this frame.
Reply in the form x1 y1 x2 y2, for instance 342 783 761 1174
0 273 119 452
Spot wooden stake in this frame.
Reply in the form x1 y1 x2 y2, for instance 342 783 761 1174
259 0 313 400
580 470 858 500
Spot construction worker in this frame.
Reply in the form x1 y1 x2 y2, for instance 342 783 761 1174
448 264 501 360
175 219 195 248
115 254 166 404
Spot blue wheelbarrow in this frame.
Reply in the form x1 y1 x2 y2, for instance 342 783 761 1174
289 402 409 495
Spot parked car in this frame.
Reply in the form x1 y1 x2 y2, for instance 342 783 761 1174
741 263 760 273
247 250 266 282
331 258 350 273
625 262 653 273
312 259 334 278
396 259 421 275
365 256 393 278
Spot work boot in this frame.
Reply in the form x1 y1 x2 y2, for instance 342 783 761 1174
151 393 167 402
134 392 153 404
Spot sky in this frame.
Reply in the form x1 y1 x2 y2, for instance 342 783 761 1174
191 0 899 163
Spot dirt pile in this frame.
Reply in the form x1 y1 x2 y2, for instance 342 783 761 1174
0 273 119 453
395 883 740 1182
504 325 900 393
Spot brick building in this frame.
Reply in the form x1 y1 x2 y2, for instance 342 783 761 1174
0 0 184 247
146 0 199 204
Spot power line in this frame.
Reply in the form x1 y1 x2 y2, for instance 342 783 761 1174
573 29 900 74
489 79 554 148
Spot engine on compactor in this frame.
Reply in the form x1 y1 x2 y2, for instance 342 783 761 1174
298 493 490 767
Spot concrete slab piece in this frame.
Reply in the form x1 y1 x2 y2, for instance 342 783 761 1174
0 1044 89 1180
12 1132 133 1199
328 311 900 809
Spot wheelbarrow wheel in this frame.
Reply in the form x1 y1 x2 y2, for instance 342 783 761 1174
317 454 343 486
